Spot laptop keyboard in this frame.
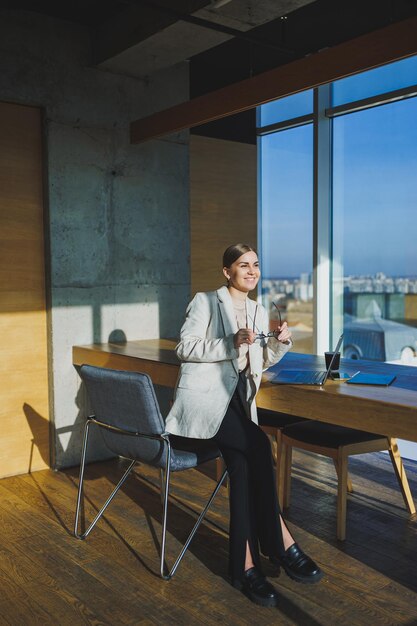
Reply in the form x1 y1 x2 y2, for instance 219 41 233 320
306 371 326 384
272 369 328 385
295 370 326 384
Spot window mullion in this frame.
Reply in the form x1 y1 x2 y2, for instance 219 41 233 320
313 84 332 354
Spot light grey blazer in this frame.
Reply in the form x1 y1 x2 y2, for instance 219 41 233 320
165 285 291 439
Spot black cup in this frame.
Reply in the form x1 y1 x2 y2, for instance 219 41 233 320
325 351 340 371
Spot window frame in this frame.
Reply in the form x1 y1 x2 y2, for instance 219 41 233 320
257 68 417 355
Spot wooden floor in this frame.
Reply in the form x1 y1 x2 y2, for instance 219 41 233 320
0 450 417 626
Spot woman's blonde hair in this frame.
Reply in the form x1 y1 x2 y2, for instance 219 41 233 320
222 243 257 268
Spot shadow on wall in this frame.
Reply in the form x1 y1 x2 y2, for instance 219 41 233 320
108 329 127 343
23 403 55 472
52 292 187 467
23 387 113 472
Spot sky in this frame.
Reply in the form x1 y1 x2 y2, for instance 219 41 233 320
260 56 417 279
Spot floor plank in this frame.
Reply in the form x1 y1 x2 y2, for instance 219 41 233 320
0 450 416 625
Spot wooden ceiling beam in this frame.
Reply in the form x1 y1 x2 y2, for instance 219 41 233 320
130 16 417 144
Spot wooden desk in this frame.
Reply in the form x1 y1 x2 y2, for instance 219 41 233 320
73 339 179 387
73 340 417 443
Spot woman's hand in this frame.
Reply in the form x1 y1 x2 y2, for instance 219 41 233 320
275 321 292 344
234 328 256 348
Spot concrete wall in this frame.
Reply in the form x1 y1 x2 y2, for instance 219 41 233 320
0 11 190 467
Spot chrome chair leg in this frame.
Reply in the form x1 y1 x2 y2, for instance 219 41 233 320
159 468 165 506
74 419 136 540
74 421 227 579
160 441 172 579
160 462 228 581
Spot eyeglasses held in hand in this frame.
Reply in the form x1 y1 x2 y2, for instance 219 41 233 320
254 302 283 341
255 330 279 341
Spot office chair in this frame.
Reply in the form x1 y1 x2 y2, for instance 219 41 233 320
280 420 416 540
74 365 227 580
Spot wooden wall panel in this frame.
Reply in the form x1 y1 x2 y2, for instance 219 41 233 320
0 101 49 477
190 136 257 295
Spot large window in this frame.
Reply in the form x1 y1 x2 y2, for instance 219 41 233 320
259 90 313 127
332 98 417 365
258 54 417 365
258 90 314 353
331 55 417 107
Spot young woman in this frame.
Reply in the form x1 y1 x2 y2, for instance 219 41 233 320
166 243 322 607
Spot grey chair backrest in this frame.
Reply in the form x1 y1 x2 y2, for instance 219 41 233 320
79 365 167 466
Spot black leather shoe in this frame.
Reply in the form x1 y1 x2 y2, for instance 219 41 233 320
270 543 323 584
233 567 280 607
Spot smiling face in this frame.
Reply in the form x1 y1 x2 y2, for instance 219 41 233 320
223 250 260 297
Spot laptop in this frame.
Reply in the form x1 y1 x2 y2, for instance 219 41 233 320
271 334 344 386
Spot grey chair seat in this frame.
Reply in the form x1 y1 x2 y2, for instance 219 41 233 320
165 439 221 472
116 439 220 472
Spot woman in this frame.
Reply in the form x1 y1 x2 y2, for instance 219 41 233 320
166 244 322 607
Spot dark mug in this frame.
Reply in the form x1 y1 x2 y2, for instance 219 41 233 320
325 351 340 371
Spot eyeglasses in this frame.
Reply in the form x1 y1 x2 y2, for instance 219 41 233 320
255 330 278 340
253 302 283 341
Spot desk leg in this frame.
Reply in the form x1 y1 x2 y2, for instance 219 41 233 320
388 438 416 515
333 459 354 493
337 451 348 541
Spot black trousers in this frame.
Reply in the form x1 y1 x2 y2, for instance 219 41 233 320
212 375 285 582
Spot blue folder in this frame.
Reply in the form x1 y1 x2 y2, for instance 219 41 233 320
346 372 396 386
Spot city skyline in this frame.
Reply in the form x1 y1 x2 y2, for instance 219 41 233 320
263 271 417 282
